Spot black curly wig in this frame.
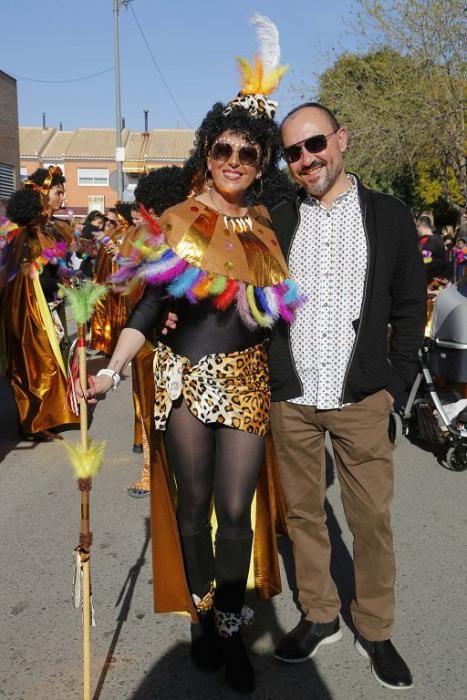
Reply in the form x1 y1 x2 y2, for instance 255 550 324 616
27 167 66 189
114 202 133 226
134 166 190 216
7 167 66 226
185 102 297 208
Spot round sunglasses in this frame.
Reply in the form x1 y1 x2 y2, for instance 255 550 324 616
210 141 260 167
283 129 338 164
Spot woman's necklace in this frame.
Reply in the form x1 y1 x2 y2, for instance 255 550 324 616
208 191 253 233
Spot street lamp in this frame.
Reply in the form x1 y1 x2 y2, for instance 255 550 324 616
113 0 130 200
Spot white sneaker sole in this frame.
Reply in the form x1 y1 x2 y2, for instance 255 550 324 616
274 628 343 664
355 640 414 690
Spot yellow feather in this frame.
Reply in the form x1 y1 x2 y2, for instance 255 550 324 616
237 57 254 91
252 56 264 93
261 65 289 95
64 440 106 479
239 56 289 96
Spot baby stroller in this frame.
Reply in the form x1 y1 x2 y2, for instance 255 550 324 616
396 278 467 471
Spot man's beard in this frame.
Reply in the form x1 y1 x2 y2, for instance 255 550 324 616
300 158 339 198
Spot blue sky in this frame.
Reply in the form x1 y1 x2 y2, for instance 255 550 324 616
3 0 364 131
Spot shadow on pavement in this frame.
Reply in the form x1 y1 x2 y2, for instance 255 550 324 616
128 595 333 700
93 517 151 700
0 377 32 462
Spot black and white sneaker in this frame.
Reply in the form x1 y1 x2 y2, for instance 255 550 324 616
355 634 414 690
274 617 342 663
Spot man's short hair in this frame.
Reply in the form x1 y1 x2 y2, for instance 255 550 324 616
416 215 433 230
281 102 341 132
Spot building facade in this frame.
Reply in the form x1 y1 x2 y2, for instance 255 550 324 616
19 126 195 216
0 70 20 215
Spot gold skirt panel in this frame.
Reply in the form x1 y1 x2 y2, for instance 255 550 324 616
131 341 156 446
2 273 79 434
153 342 270 436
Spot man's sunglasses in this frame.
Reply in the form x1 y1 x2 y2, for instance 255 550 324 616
210 141 260 167
283 129 338 164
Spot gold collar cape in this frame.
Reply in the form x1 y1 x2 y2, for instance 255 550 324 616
160 197 288 287
112 197 302 329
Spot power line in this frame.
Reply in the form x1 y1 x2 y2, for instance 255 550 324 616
6 67 114 84
129 4 191 128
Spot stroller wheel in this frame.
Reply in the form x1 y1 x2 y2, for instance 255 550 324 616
445 445 467 472
388 410 403 447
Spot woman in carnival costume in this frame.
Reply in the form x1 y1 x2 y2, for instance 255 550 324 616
88 202 133 356
1 166 79 441
80 15 298 694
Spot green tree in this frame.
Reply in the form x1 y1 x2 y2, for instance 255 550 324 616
301 1 467 211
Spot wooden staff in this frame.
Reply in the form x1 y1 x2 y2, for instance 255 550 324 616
62 280 107 700
78 322 92 700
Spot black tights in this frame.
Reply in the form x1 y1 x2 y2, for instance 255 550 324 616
164 399 264 539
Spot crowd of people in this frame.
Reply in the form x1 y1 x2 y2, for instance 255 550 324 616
1 14 465 698
416 211 467 286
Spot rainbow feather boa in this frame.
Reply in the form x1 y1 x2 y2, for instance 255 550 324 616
111 214 303 329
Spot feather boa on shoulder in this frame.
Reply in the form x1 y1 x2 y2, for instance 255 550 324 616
111 208 303 329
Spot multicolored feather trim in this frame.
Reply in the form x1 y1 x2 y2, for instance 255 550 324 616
0 218 21 284
110 226 303 329
0 218 75 283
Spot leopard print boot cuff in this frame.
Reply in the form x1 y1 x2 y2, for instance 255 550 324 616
214 606 254 638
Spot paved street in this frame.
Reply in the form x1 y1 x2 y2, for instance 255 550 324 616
1 369 466 700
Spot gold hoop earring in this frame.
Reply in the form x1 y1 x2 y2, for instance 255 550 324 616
204 169 213 191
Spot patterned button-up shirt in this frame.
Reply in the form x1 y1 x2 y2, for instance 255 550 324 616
288 175 367 409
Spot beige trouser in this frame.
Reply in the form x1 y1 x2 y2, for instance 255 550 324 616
270 390 396 641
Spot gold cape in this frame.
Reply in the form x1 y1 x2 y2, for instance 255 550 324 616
1 222 79 434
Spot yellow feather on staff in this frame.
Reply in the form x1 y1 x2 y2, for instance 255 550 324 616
64 440 106 480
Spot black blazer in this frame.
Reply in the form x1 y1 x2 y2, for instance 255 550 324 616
267 176 427 403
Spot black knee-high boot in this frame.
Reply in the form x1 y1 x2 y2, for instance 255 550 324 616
214 532 255 694
180 526 223 672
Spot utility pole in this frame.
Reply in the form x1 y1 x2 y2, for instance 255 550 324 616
113 0 128 200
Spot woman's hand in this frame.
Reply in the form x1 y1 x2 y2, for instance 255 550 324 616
75 374 113 404
161 311 179 336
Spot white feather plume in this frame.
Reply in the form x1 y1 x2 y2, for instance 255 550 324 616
250 13 280 74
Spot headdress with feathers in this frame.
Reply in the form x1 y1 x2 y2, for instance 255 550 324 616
224 14 288 120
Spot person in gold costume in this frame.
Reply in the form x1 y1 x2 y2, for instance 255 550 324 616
88 203 131 356
1 167 79 441
78 15 296 695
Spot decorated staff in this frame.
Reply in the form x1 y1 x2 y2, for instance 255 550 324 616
61 280 107 700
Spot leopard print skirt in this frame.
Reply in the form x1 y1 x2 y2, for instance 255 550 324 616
152 342 270 436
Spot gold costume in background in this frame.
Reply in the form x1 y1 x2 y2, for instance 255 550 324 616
89 230 127 355
1 222 79 435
